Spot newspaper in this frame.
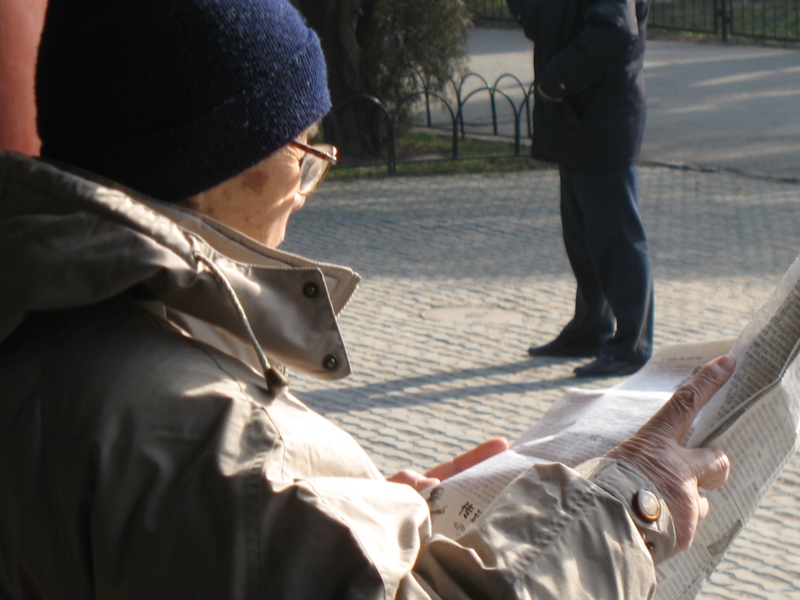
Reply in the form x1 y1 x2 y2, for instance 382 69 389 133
425 256 800 599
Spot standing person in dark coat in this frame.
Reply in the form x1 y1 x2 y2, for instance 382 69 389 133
508 0 654 377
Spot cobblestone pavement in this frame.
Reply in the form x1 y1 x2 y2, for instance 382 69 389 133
281 166 800 599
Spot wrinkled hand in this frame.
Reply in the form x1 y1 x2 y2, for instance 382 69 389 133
607 355 735 551
388 437 509 492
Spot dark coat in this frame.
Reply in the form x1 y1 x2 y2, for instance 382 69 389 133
508 0 649 168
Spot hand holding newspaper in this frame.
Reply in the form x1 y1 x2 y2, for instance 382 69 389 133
425 256 800 599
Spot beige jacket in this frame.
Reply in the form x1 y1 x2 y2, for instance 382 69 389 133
0 152 672 599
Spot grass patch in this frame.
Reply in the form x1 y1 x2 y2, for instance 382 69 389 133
395 131 513 160
328 130 551 181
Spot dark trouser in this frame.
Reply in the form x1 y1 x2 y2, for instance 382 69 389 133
557 163 654 363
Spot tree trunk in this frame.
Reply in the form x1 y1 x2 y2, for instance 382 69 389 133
295 0 389 161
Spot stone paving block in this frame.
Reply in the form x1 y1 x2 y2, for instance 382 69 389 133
283 167 800 599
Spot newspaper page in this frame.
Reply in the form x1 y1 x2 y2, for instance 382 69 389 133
658 256 800 598
425 339 734 537
425 255 800 599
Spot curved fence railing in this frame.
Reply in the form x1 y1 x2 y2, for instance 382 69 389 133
324 71 536 175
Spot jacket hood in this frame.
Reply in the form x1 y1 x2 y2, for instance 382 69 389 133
0 151 360 380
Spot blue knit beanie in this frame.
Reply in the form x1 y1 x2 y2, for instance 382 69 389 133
36 0 331 202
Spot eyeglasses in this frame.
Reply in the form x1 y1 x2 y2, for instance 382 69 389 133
290 140 338 195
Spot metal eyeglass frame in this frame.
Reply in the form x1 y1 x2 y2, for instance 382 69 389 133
290 139 339 195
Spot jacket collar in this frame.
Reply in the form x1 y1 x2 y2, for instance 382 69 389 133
0 151 360 380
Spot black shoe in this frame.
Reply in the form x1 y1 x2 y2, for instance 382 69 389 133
573 355 646 378
528 338 602 358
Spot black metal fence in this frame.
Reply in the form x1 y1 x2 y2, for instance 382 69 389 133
466 0 800 43
325 73 536 175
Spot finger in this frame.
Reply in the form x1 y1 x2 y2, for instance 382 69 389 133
387 469 425 487
691 446 731 491
426 437 509 481
386 469 441 492
415 477 441 492
697 493 710 521
426 437 508 480
645 355 736 441
387 470 442 493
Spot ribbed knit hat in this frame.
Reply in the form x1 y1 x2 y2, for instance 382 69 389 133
36 0 331 202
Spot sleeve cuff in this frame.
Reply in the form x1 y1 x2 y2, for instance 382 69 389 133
576 457 677 564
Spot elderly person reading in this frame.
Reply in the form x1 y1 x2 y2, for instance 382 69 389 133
0 0 732 597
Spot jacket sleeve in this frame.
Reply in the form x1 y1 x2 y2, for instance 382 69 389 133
240 458 666 600
407 459 667 599
79 325 668 598
87 403 667 598
537 0 641 100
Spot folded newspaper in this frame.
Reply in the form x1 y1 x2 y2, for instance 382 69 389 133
425 256 800 599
